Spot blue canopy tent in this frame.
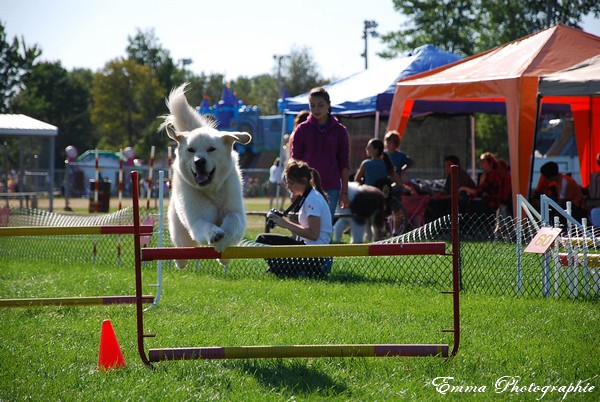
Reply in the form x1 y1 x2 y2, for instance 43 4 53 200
281 45 462 120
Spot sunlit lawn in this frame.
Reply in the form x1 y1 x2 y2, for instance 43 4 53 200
1 196 598 400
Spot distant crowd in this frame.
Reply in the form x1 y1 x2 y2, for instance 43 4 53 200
249 85 600 234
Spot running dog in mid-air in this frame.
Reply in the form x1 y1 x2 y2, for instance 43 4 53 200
160 84 251 268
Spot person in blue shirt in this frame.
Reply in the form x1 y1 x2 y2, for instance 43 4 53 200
384 130 413 177
354 138 402 192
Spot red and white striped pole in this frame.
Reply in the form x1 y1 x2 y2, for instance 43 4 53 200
117 149 124 263
94 149 99 213
146 146 155 210
93 149 99 261
118 149 123 211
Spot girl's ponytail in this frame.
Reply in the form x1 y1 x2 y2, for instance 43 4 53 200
382 152 395 175
309 168 329 202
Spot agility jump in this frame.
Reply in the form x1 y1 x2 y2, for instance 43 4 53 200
0 295 154 308
0 224 155 308
142 242 446 261
132 167 461 366
0 225 153 237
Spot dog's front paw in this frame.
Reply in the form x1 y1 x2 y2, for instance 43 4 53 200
210 227 226 247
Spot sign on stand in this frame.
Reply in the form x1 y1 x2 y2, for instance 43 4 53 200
524 227 562 254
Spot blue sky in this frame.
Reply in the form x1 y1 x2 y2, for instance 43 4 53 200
2 0 599 82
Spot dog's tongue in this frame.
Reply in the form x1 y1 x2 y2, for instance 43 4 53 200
195 172 210 185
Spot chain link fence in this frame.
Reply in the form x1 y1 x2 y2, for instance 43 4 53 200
1 206 598 301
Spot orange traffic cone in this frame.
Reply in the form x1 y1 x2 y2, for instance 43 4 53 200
98 319 126 370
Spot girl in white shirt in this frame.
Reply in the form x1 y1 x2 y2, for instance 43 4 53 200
256 160 333 277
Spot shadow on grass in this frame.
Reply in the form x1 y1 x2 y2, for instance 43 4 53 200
240 360 347 395
327 270 371 283
327 270 426 287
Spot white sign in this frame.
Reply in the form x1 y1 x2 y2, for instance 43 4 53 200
524 227 562 254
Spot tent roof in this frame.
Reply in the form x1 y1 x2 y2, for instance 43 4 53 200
78 150 121 162
388 24 600 201
538 55 600 96
0 114 58 137
283 45 461 115
0 114 58 211
393 24 600 96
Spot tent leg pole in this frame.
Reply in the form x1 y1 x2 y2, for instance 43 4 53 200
470 115 476 182
529 95 543 200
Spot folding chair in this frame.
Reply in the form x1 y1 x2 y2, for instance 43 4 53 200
401 194 431 231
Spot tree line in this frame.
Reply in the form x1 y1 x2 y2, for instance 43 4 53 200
0 25 327 170
1 1 598 171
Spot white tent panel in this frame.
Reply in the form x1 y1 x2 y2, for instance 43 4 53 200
538 54 600 96
0 114 58 136
0 114 58 211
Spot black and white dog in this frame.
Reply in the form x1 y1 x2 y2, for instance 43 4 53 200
333 182 386 243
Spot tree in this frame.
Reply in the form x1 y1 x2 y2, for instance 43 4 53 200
11 62 96 168
91 58 163 156
477 0 600 53
191 73 227 107
127 28 178 94
381 0 600 57
282 45 329 97
231 76 253 105
475 115 509 160
239 74 279 115
0 21 40 112
226 46 328 115
380 0 478 57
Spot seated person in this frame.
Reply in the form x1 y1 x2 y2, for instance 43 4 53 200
586 152 600 208
426 155 476 221
532 161 587 222
495 158 513 216
384 130 413 176
460 152 505 216
354 138 404 195
256 160 332 278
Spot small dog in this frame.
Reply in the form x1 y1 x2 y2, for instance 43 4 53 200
160 84 251 268
333 182 386 243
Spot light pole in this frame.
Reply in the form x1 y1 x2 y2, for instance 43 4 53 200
362 20 379 70
178 58 193 81
273 54 289 99
179 58 193 67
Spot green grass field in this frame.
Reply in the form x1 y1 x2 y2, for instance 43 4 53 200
1 257 598 400
0 197 599 400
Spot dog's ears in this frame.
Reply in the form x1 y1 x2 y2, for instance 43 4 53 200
165 123 185 143
222 132 252 147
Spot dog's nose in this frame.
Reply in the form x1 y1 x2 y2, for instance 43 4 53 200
194 157 207 170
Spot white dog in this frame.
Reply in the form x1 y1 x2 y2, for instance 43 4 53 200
160 84 251 268
333 182 386 243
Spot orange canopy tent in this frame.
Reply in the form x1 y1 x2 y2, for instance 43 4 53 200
388 24 600 200
538 55 600 187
